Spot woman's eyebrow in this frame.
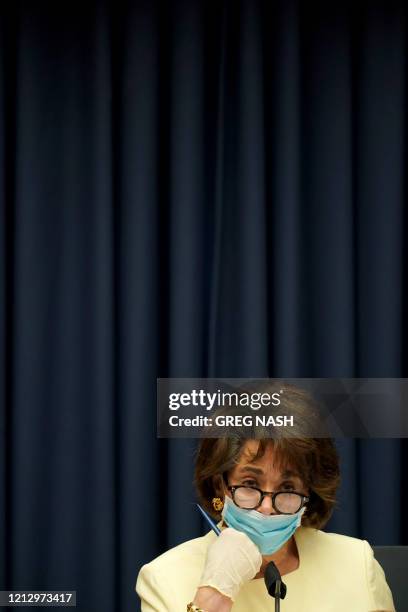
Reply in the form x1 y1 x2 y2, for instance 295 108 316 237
238 466 302 478
238 465 264 475
280 469 300 479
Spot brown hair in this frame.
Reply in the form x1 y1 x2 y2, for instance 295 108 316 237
194 383 340 529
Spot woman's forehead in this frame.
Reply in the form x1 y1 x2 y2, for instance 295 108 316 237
236 439 292 471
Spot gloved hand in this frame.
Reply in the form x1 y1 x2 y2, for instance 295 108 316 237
198 527 262 602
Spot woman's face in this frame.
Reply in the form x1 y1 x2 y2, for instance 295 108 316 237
224 440 309 515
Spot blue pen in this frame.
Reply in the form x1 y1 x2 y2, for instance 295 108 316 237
196 503 221 536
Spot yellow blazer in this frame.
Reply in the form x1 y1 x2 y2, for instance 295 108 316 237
136 526 395 611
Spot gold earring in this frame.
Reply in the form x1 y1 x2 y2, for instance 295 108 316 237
212 497 224 512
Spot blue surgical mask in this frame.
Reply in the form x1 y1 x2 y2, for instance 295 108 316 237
221 495 305 555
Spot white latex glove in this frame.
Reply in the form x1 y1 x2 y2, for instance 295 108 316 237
198 527 262 602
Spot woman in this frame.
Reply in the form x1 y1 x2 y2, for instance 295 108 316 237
136 385 395 611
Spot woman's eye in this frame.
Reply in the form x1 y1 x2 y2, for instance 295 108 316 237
242 480 257 487
280 481 295 491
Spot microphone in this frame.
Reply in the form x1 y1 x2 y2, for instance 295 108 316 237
264 561 287 612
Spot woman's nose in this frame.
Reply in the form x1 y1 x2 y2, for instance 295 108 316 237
257 494 276 515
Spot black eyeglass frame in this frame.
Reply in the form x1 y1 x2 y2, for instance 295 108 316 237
227 485 309 514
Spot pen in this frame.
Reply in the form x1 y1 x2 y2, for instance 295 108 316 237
196 503 221 536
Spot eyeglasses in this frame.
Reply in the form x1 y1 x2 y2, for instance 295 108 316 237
227 485 309 514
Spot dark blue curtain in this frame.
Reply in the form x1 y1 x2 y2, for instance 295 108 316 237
1 1 407 611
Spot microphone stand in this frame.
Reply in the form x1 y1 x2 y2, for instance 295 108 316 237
264 561 287 612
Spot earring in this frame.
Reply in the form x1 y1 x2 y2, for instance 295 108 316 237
212 497 224 512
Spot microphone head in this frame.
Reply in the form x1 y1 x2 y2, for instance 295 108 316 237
264 561 287 600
